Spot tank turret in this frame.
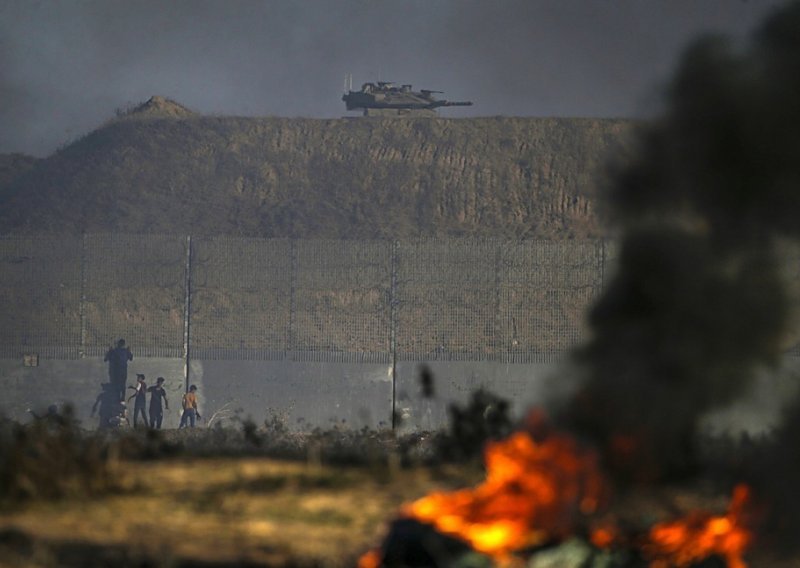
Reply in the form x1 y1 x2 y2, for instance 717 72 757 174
342 80 473 117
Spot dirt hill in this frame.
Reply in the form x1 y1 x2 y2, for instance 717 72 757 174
0 100 634 239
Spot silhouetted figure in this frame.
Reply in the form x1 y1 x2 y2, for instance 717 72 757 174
179 384 200 428
28 404 69 431
28 404 59 421
104 338 133 401
147 376 169 429
91 383 127 429
127 373 148 428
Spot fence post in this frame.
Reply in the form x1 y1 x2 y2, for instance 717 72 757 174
494 240 503 357
79 233 88 358
389 239 399 429
289 238 297 350
182 235 193 393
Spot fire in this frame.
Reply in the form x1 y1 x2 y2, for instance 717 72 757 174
359 419 757 567
589 521 618 549
357 548 382 568
642 484 753 568
401 430 607 558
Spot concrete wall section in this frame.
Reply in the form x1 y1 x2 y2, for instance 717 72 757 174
4 355 796 436
195 359 393 430
0 357 186 429
394 360 560 432
0 357 394 431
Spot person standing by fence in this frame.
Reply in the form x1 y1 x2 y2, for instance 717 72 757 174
147 376 169 429
179 384 200 428
104 338 133 401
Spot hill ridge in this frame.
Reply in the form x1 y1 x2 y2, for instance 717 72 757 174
0 110 634 239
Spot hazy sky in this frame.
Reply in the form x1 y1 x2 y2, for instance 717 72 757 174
0 0 787 157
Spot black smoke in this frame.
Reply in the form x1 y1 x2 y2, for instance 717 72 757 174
564 0 800 516
570 232 787 480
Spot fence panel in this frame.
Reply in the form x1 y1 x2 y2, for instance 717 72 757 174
292 239 392 360
9 236 792 365
498 240 604 361
0 235 82 358
395 239 499 359
190 236 292 358
82 234 187 358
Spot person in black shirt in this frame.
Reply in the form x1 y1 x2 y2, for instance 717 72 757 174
127 373 148 428
147 376 169 429
104 338 133 401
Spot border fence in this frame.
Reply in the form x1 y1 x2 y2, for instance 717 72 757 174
4 234 798 365
4 233 799 431
0 234 615 364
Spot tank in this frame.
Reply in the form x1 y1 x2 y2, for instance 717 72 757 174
342 81 473 117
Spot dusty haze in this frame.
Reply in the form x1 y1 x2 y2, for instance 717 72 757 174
0 0 786 157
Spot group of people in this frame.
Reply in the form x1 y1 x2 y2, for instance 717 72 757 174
127 374 171 429
91 338 200 430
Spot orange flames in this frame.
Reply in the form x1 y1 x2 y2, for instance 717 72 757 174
361 420 755 567
401 430 607 558
642 484 753 568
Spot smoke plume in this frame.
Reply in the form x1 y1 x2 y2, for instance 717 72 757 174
565 0 800 499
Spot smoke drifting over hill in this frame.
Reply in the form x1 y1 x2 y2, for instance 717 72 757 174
0 0 785 156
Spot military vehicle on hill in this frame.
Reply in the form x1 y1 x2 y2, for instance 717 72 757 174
342 80 473 117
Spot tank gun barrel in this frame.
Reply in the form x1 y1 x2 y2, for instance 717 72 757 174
430 100 473 108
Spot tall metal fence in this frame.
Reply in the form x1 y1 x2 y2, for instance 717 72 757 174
0 234 613 363
9 234 798 363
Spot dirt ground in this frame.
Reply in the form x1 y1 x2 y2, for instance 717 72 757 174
0 456 483 567
0 432 797 568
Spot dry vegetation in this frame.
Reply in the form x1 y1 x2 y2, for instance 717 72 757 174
0 397 497 567
0 407 797 568
0 453 482 567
